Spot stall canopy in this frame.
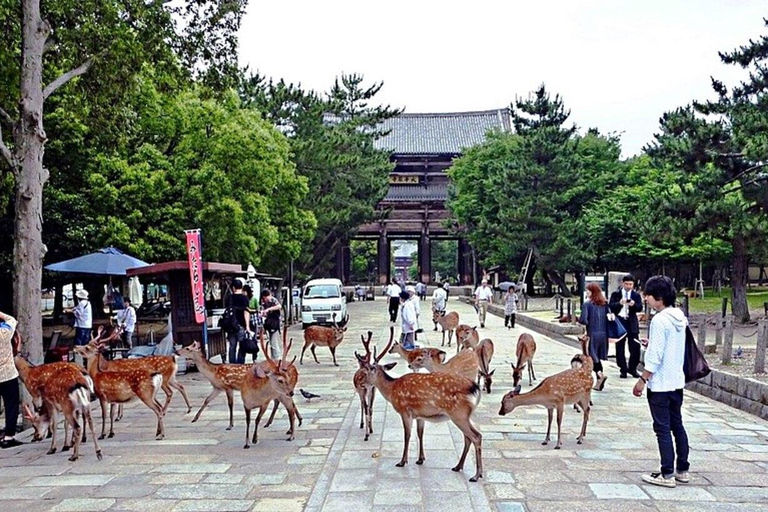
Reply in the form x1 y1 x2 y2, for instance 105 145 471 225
45 247 149 275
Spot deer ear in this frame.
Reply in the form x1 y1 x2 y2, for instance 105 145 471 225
382 362 397 371
489 369 496 376
472 326 477 331
513 384 522 394
253 365 267 379
438 352 447 363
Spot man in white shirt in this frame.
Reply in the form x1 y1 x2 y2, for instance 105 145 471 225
473 279 494 328
406 285 421 338
431 285 448 331
386 281 402 322
633 275 690 489
399 291 418 349
117 297 137 348
73 289 93 346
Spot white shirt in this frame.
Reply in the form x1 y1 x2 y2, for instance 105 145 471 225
386 284 402 298
621 289 631 319
432 287 447 310
74 300 92 329
474 286 493 302
400 299 418 333
645 307 687 392
118 306 136 332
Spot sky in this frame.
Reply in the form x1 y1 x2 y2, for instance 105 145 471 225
239 1 767 158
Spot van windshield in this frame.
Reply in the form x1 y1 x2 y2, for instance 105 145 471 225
304 285 340 299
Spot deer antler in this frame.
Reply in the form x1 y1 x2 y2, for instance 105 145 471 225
374 326 395 363
259 329 273 366
22 402 36 421
359 331 373 363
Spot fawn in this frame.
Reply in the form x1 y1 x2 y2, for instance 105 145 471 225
300 313 347 366
499 335 593 449
456 324 479 354
510 333 537 387
475 339 495 393
388 341 446 369
432 309 459 347
353 330 377 440
408 346 480 383
358 327 484 482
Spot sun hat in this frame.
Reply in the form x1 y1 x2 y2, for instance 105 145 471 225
76 289 89 299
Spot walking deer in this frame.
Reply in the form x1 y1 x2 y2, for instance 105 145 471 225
76 342 165 440
408 346 480 383
301 313 347 366
262 326 303 429
432 309 459 347
388 341 446 369
475 339 495 393
499 336 593 449
456 324 479 354
358 327 484 482
241 331 300 448
510 333 537 387
353 330 377 440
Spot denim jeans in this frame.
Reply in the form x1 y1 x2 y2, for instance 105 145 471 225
0 377 19 436
75 327 92 346
227 331 245 364
647 388 690 477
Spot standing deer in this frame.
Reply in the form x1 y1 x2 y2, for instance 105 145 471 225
475 339 495 393
262 326 303 429
241 331 300 448
353 330 376 440
408 346 480 383
301 313 347 366
499 335 593 449
456 324 479 353
358 327 484 482
510 333 537 387
432 309 459 347
388 341 446 370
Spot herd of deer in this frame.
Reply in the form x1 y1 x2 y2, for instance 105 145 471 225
11 308 597 483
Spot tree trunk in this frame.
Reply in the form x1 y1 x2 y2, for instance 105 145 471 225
13 0 49 365
548 270 572 297
731 235 750 323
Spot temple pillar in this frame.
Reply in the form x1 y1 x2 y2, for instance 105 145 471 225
419 233 431 284
377 229 390 285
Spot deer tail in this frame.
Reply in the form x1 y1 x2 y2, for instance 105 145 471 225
69 384 91 409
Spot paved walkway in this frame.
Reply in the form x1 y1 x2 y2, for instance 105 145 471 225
1 299 768 511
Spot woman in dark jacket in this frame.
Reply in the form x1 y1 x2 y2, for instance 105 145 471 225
579 282 609 391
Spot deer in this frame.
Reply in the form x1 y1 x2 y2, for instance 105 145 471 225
475 339 495 393
76 341 165 440
300 313 347 366
21 368 102 462
432 309 459 347
456 324 479 354
510 333 537 387
357 326 484 482
241 330 300 449
353 330 376 441
388 341 446 370
499 335 593 449
408 345 480 383
262 326 303 429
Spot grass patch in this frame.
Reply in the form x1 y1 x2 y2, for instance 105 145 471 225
683 286 768 315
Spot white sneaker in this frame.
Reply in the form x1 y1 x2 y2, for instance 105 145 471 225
642 472 676 488
675 471 690 483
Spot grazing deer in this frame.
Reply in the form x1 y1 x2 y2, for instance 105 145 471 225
499 335 593 449
388 341 446 370
456 324 479 354
510 333 537 387
15 356 97 457
353 330 377 441
475 339 495 393
432 309 459 347
408 346 480 383
21 369 102 462
76 342 165 440
177 342 249 430
358 327 484 482
262 326 303 429
241 331 300 448
300 313 347 366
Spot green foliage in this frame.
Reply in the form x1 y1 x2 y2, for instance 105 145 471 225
350 240 377 282
431 240 458 283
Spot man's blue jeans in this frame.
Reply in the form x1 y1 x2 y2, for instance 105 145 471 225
227 331 245 364
75 327 92 346
647 388 690 477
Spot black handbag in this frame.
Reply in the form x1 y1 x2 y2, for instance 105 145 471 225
239 329 260 355
683 326 710 383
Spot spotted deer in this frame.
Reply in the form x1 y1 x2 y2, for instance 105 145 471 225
388 341 446 370
358 327 484 482
241 330 300 448
300 313 347 366
432 309 459 347
353 330 377 441
262 326 303 429
475 339 495 393
499 335 593 449
510 333 537 387
408 346 480 383
456 324 479 354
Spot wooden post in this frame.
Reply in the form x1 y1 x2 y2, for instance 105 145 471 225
682 295 689 317
697 320 707 352
721 316 734 365
756 318 768 374
559 297 564 318
714 315 723 347
721 297 728 318
567 299 572 319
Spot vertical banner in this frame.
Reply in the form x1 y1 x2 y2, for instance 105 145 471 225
185 229 206 324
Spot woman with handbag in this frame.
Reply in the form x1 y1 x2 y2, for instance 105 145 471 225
260 289 282 360
578 282 609 391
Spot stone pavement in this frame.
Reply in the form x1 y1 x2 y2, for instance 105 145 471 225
1 299 768 511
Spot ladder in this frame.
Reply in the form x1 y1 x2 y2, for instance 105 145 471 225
518 247 534 294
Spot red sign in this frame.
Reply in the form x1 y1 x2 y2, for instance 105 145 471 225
185 230 206 324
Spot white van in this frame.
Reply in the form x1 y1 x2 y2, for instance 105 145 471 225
301 278 348 329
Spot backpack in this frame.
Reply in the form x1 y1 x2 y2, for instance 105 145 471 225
219 307 240 335
684 326 711 383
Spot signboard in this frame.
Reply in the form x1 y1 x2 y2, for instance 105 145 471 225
582 274 608 304
185 229 206 324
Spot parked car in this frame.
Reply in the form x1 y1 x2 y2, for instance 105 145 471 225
301 278 348 329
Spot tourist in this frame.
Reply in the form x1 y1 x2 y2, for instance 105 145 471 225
385 280 402 323
431 284 448 331
609 274 643 378
399 290 417 349
117 297 136 348
73 289 92 346
633 275 690 488
0 311 22 448
473 279 493 328
443 281 450 300
504 285 518 329
260 288 283 360
405 285 421 338
578 282 609 391
227 279 251 364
